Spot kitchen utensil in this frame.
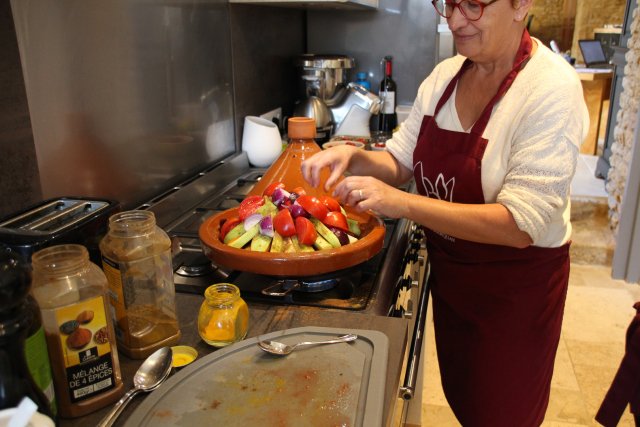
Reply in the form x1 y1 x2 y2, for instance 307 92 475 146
122 327 388 427
257 333 358 356
97 347 173 427
241 116 282 168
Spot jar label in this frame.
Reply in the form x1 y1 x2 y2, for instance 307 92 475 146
25 326 57 415
53 295 116 403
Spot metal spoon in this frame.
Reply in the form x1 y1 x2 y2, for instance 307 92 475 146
258 334 358 356
97 346 173 427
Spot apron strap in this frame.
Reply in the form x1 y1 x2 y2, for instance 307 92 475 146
471 29 533 135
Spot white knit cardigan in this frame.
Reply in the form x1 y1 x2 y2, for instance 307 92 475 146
387 39 589 247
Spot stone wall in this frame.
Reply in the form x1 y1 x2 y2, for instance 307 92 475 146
530 0 572 50
607 0 640 232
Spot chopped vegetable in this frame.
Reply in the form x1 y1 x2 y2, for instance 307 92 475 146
223 223 246 244
295 216 317 246
296 195 329 221
220 182 366 252
259 215 274 237
263 181 286 197
220 217 241 241
273 208 296 237
319 195 341 212
243 213 263 231
271 187 291 207
238 195 264 220
322 211 349 232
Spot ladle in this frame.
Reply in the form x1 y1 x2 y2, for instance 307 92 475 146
258 334 357 356
97 347 173 427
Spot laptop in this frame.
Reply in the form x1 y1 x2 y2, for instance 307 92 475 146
578 39 614 69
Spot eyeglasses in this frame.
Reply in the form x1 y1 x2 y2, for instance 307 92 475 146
431 0 500 21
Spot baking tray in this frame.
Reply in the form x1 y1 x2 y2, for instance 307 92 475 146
123 326 388 427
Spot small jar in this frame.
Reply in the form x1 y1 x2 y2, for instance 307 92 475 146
99 210 181 359
198 284 249 347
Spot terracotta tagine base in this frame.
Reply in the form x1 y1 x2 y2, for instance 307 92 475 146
199 117 385 277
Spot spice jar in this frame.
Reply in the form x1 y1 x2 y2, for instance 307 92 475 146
30 244 124 418
198 284 249 347
99 210 181 359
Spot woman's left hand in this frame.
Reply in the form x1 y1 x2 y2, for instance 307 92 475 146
334 176 409 219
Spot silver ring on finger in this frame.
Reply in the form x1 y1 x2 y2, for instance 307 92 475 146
358 189 364 200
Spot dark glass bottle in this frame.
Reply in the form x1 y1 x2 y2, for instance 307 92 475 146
378 55 398 136
0 247 54 419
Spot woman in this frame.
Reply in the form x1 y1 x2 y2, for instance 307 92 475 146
301 0 588 425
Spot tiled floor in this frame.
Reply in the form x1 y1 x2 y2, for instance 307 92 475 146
420 154 640 426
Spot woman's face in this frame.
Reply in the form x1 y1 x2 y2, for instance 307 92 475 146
448 0 528 63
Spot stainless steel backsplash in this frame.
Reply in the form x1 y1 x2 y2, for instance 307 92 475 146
11 0 237 209
4 0 436 217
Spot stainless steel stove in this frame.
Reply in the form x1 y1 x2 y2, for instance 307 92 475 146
138 153 418 314
137 152 430 422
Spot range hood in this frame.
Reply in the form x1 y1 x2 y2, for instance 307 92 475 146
229 0 377 10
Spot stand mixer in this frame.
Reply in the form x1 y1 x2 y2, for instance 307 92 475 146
293 54 382 142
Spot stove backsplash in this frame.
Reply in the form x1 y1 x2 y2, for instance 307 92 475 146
6 1 305 215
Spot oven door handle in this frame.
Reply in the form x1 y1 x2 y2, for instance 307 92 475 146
399 263 431 400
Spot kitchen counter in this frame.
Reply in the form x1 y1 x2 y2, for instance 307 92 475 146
58 291 410 427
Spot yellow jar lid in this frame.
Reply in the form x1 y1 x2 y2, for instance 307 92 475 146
171 345 198 368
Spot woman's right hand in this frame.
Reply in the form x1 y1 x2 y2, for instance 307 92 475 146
301 146 361 191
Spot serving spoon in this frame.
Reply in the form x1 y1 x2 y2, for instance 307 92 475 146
258 334 358 356
98 346 173 427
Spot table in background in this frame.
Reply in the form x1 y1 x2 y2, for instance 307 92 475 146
577 69 613 155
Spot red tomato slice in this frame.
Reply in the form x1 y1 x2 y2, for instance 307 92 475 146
319 195 341 212
273 208 296 237
322 211 349 232
295 216 317 246
296 195 329 221
219 217 241 241
263 182 286 197
238 195 264 221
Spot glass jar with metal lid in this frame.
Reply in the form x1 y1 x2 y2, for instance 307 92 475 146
99 210 181 359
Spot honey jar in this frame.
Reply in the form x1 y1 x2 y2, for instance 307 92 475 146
197 284 249 347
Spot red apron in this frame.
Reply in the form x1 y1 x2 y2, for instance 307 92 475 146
413 30 570 426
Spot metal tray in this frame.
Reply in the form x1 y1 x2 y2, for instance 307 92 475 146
123 327 388 427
